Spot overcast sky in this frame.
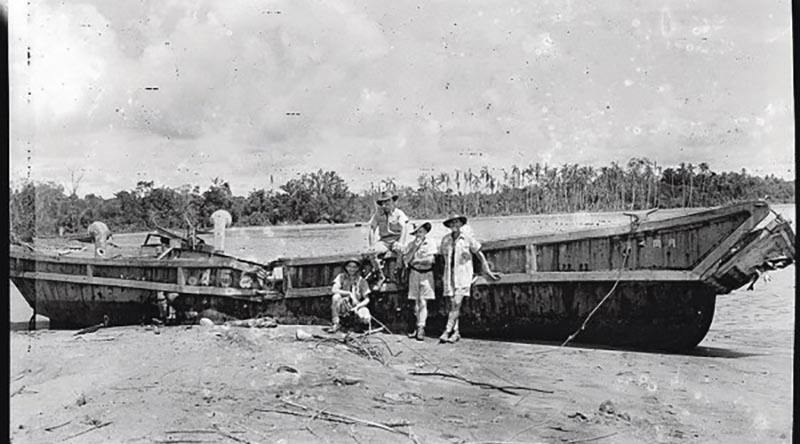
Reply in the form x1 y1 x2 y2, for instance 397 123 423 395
7 0 794 198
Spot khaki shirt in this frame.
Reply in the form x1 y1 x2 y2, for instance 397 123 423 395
369 208 409 244
87 221 111 243
404 236 437 270
332 273 371 303
440 230 481 295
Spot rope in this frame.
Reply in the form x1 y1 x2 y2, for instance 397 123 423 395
529 230 634 355
557 247 631 349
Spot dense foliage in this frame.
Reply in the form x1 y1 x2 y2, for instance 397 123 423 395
9 160 794 240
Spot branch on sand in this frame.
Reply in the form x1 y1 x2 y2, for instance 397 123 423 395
43 419 73 432
566 431 619 443
212 424 261 444
154 440 211 444
74 315 110 336
64 421 112 441
409 370 554 396
300 327 394 365
254 399 420 444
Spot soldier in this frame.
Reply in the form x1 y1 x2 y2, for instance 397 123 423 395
367 191 410 286
87 221 113 258
330 257 372 333
403 222 436 341
439 214 500 343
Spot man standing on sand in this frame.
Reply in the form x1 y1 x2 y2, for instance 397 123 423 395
367 191 410 286
439 214 500 343
330 257 372 333
402 222 437 341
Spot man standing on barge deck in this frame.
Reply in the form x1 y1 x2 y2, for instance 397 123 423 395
87 220 113 258
439 214 500 343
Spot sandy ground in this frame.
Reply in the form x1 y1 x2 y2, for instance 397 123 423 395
9 266 794 444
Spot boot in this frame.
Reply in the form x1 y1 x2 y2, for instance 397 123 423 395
415 328 425 341
447 331 461 343
438 330 451 343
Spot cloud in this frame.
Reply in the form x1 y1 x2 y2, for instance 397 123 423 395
8 0 795 198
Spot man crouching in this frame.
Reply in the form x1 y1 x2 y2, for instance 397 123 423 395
330 257 372 333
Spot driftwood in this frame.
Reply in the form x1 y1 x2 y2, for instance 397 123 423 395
409 370 554 395
566 431 619 443
165 430 218 434
211 424 261 444
73 323 105 336
226 317 278 328
73 315 110 336
154 440 210 444
300 327 392 364
254 399 419 444
64 420 113 441
44 419 72 432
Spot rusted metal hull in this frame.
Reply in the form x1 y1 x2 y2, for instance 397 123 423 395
267 201 793 351
8 201 794 351
11 276 159 328
256 281 714 351
9 247 275 328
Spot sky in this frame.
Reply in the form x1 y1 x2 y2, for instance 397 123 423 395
6 0 795 198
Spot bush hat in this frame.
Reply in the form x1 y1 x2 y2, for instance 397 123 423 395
343 257 363 268
410 221 432 235
375 191 400 204
443 214 468 228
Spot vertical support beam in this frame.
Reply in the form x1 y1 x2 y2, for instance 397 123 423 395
525 244 538 273
86 264 93 277
284 266 293 293
177 267 186 286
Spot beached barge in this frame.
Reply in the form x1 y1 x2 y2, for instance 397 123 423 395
271 200 794 350
9 201 795 350
9 230 278 328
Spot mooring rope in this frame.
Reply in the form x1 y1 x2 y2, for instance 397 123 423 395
528 225 635 355
557 246 631 349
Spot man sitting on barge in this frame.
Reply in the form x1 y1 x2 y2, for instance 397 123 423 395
367 191 410 287
330 257 372 333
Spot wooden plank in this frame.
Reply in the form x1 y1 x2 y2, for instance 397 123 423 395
280 254 367 266
693 210 765 278
285 283 401 299
472 270 700 285
177 267 186 285
9 271 267 300
525 244 537 273
482 202 768 249
8 250 268 272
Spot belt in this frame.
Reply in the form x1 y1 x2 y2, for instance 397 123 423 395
408 264 433 273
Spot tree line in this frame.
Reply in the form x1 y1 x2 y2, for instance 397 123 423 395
9 158 794 240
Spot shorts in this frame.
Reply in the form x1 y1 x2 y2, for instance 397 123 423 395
368 239 403 256
408 270 435 301
351 307 372 323
444 287 471 304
